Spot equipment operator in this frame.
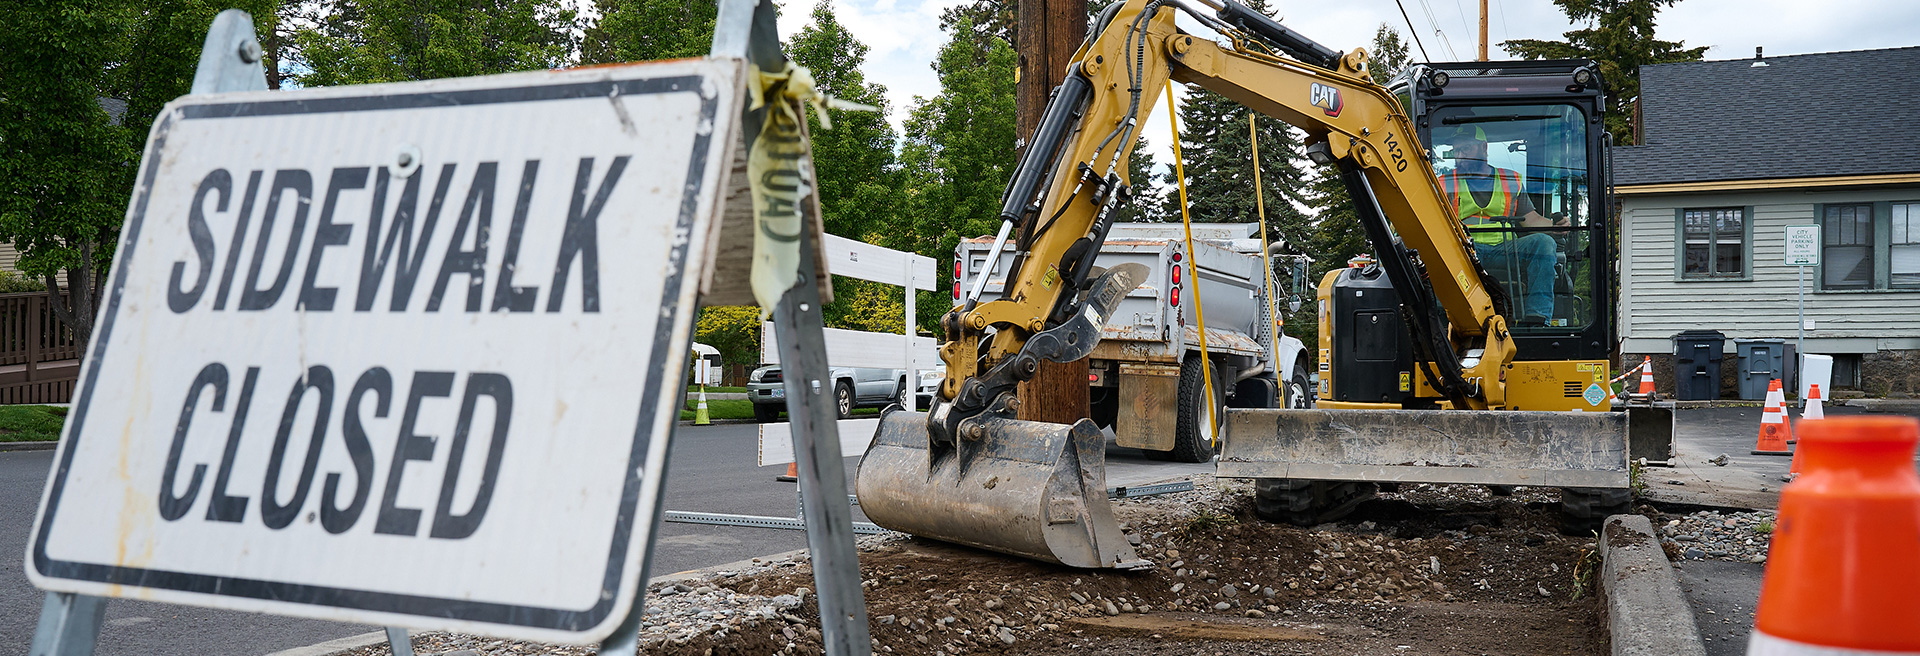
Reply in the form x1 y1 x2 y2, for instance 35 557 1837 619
1438 125 1568 326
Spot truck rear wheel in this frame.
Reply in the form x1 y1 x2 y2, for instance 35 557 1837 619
1253 479 1378 526
1149 355 1220 463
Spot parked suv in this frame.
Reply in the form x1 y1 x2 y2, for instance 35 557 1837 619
748 364 908 422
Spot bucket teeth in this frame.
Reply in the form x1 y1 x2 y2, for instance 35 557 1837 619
856 410 1146 569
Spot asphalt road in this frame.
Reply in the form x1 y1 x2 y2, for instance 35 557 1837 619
2 421 1203 655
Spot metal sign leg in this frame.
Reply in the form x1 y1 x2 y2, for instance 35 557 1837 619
772 228 873 656
385 627 414 656
29 592 105 656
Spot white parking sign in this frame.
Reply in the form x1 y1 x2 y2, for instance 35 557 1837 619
26 58 743 643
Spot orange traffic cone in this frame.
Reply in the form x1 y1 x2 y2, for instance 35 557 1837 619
1752 379 1793 456
1636 356 1656 397
1749 416 1920 654
777 461 797 482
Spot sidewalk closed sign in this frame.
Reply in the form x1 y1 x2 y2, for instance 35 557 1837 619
1785 225 1820 266
26 59 743 643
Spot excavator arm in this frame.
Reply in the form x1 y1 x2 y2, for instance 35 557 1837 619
858 0 1526 569
935 0 1512 437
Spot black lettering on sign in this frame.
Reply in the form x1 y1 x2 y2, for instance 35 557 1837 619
206 366 261 522
548 156 629 314
240 169 314 311
491 160 541 313
214 171 265 310
260 366 334 529
430 373 513 539
171 170 230 313
358 164 456 312
159 363 228 521
427 163 496 312
298 168 370 311
375 371 454 535
326 368 388 534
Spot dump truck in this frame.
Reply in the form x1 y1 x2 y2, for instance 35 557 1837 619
955 222 1311 463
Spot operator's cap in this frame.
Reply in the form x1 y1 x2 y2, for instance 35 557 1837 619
1442 124 1488 144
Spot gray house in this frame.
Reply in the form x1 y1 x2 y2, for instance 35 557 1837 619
1615 46 1920 396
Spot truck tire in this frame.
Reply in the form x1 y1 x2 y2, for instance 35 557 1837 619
1151 355 1220 463
1285 365 1312 409
1253 479 1378 526
835 381 854 419
1559 487 1631 532
1090 389 1118 429
894 378 907 404
753 402 781 423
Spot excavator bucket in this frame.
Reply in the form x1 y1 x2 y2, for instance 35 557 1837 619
857 409 1149 569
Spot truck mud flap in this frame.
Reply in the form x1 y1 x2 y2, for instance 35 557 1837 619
1217 408 1630 489
856 410 1148 569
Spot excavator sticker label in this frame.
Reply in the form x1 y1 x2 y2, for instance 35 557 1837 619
1309 83 1344 117
1583 382 1607 406
1041 265 1060 290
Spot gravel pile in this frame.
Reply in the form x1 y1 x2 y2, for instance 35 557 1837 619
1657 509 1777 563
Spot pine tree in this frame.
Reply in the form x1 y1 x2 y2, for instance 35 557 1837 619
1162 87 1311 240
1500 0 1705 144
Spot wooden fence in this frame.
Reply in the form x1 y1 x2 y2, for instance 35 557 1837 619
0 291 79 404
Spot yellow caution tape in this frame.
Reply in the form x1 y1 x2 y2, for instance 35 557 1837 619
746 61 877 314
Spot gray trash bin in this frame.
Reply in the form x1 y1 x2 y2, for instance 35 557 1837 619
1672 330 1726 401
1736 339 1789 400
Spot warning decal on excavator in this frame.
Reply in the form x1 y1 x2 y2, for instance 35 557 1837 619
25 58 746 643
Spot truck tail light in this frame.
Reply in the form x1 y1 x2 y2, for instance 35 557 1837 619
953 259 962 300
1170 286 1180 307
1171 264 1182 285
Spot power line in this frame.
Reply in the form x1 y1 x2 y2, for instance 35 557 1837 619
1392 0 1432 61
1494 0 1514 51
1415 0 1460 60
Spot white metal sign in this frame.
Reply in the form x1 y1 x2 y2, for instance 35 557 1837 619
26 58 744 643
1785 225 1821 266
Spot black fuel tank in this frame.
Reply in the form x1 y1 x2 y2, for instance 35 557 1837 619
1330 265 1415 404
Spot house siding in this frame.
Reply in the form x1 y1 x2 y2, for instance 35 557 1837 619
1621 185 1920 355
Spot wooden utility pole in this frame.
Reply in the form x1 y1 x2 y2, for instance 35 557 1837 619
1015 0 1090 424
1478 0 1489 61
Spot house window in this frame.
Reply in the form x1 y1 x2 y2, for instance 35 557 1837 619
1822 204 1875 289
1681 208 1745 278
1894 202 1920 289
1831 354 1862 390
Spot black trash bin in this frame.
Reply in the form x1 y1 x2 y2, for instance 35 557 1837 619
1736 339 1789 400
1672 330 1726 400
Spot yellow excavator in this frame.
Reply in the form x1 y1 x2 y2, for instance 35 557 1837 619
857 0 1669 568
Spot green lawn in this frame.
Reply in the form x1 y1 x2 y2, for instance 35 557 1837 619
0 405 66 442
687 385 749 394
678 399 885 422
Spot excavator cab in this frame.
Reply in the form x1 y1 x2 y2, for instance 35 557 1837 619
1398 60 1614 366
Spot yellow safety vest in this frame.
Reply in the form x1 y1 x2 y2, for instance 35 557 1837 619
1443 169 1521 246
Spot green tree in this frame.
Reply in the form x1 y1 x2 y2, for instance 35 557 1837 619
1162 86 1311 242
1500 0 1705 144
0 0 136 353
894 17 1018 331
581 0 716 64
295 0 578 86
1111 138 1162 223
697 305 763 372
786 1 900 241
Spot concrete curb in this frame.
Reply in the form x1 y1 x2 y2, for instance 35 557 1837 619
1600 514 1706 656
259 548 816 656
0 440 58 452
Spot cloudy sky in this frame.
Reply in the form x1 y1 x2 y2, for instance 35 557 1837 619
778 0 1920 171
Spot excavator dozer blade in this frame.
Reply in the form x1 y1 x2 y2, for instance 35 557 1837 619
857 410 1149 569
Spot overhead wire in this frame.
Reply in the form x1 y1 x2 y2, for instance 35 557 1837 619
1392 0 1433 61
1414 0 1459 60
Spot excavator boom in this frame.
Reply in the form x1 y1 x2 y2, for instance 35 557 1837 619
858 0 1631 568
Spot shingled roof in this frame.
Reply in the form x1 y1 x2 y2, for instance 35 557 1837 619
1614 46 1920 186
